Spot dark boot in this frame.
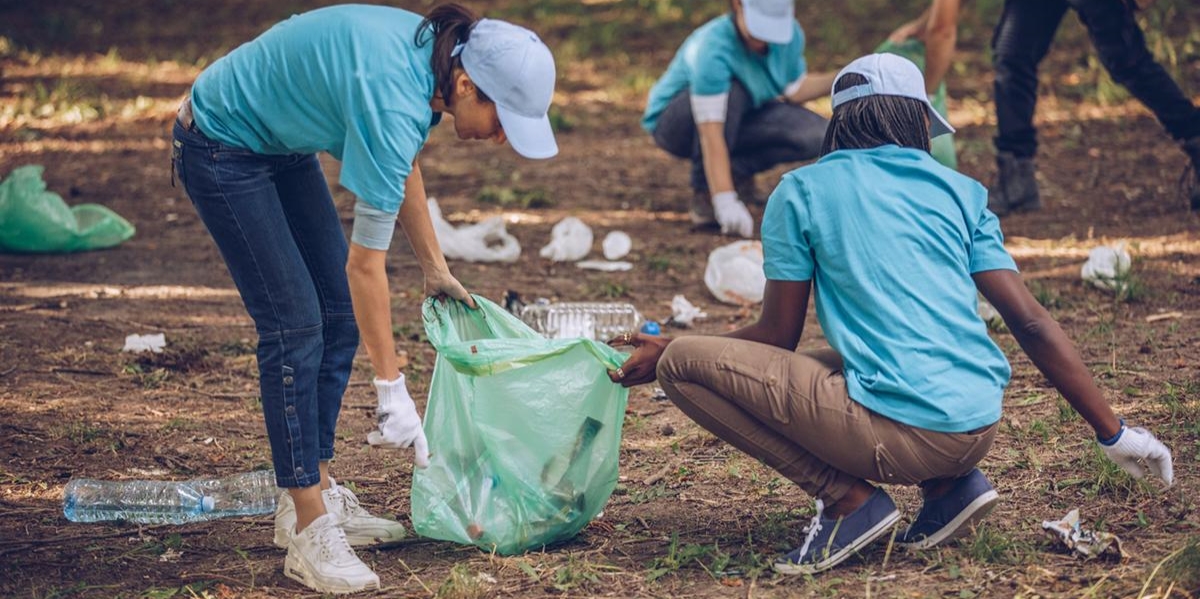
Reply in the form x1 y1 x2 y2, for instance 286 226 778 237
734 175 763 206
991 152 1042 216
1182 137 1200 212
689 189 717 228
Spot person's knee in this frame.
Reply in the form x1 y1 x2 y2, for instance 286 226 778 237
656 336 710 387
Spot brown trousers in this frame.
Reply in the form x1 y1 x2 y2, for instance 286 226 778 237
657 337 998 503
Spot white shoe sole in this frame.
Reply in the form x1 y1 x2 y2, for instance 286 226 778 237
897 490 999 550
284 552 381 594
773 509 901 575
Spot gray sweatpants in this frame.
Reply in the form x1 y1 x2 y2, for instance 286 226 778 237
657 337 998 504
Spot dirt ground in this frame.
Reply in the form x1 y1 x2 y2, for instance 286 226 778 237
1 1 1199 597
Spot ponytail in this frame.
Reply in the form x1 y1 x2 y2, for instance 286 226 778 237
415 3 490 104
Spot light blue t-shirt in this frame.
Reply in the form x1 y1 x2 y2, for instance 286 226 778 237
641 14 806 133
761 145 1017 433
191 4 438 214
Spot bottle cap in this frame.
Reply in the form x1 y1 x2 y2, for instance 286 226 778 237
640 321 661 336
201 496 215 512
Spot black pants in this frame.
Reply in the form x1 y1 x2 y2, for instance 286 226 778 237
993 0 1200 158
651 81 827 193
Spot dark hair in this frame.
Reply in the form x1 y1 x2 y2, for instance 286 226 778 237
819 72 931 156
415 3 491 105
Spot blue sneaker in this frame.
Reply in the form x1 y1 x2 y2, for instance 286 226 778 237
773 487 901 575
897 468 999 550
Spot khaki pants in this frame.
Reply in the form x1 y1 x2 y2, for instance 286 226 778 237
657 337 998 504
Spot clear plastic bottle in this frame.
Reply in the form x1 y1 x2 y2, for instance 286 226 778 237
63 470 277 524
518 302 641 341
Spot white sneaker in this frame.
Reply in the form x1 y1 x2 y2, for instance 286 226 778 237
274 480 406 548
284 513 381 594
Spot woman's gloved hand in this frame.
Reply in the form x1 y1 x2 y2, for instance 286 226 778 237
367 374 430 468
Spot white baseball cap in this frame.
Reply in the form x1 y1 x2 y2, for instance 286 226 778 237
459 19 558 159
742 0 795 45
831 53 955 138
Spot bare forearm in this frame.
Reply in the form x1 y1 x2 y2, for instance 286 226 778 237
697 122 734 195
347 244 401 381
1009 315 1121 438
922 0 960 94
397 162 450 277
785 72 836 105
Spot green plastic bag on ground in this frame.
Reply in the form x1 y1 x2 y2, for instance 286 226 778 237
411 296 630 555
875 39 958 170
0 165 135 253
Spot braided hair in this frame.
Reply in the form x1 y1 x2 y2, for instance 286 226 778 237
820 72 931 156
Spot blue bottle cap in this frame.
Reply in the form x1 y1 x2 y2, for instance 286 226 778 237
640 321 661 336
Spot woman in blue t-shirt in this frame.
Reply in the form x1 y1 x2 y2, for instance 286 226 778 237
642 0 834 237
610 53 1172 575
172 4 557 593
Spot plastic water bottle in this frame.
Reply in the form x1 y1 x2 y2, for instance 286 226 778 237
63 470 277 524
518 302 641 341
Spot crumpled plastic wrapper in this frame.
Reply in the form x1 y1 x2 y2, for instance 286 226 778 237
1080 242 1131 293
1041 509 1123 560
669 294 707 327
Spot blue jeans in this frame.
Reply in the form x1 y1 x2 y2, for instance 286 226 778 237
172 120 359 489
651 81 828 193
993 0 1200 157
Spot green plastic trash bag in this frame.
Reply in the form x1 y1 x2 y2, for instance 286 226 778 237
0 165 135 253
411 296 629 555
875 39 958 170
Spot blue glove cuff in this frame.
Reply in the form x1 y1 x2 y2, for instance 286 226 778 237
1097 419 1126 446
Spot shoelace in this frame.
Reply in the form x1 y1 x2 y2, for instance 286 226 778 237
792 499 825 563
314 520 353 562
335 486 370 518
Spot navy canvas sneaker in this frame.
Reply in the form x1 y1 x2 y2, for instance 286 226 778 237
773 487 901 575
897 468 999 550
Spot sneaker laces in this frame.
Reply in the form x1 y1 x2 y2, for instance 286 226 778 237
335 485 371 518
313 520 353 563
793 499 825 563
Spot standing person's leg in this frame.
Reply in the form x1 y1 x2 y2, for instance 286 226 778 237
1070 0 1200 210
991 0 1069 214
172 122 379 593
729 101 828 204
270 154 406 548
656 337 997 574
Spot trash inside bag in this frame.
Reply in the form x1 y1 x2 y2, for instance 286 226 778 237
411 296 629 555
0 165 135 253
875 40 957 170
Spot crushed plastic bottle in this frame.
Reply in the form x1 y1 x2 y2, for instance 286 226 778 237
63 470 277 525
517 302 642 341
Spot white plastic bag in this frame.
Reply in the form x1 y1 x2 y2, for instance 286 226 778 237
601 231 632 260
704 240 766 305
1080 243 1131 292
670 294 707 327
123 333 166 353
539 217 593 262
429 198 521 263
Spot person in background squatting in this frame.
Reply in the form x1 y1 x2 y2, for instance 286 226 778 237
171 4 557 593
609 53 1173 575
641 0 835 238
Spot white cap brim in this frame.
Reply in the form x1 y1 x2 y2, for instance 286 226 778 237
497 103 558 159
928 107 955 138
744 10 793 45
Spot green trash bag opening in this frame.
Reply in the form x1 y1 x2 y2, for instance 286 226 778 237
0 165 135 253
411 296 630 555
875 39 958 170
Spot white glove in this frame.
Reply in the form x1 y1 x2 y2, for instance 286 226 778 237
712 191 753 238
366 375 430 468
1099 424 1173 486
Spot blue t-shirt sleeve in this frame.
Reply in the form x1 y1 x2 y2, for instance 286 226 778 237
968 201 1019 274
793 22 807 78
339 109 424 213
687 36 735 97
761 177 815 281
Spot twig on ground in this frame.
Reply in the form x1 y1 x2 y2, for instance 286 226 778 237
643 464 672 486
